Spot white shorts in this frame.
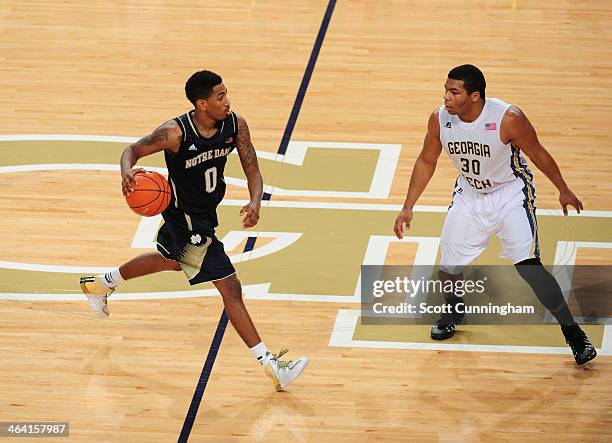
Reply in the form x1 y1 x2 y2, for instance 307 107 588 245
439 176 539 274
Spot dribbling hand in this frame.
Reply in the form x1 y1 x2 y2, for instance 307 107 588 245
121 167 146 196
394 207 414 239
559 188 584 216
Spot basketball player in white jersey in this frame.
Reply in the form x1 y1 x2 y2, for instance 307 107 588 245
394 65 596 365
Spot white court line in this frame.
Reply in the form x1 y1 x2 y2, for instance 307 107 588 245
0 261 113 274
602 325 612 355
131 215 163 248
0 285 358 303
221 199 609 217
0 163 167 174
0 284 264 301
328 309 612 356
0 134 139 142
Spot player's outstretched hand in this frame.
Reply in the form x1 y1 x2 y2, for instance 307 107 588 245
559 188 583 216
394 207 414 239
121 167 146 196
240 201 261 228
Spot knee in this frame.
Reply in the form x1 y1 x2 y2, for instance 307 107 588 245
439 259 466 276
514 257 545 282
438 269 462 281
217 276 243 303
515 257 542 267
160 256 181 271
514 258 548 284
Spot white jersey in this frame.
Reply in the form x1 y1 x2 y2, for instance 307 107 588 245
438 97 533 193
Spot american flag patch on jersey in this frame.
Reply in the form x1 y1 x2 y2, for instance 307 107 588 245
485 122 496 131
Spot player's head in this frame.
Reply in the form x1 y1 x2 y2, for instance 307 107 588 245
185 70 231 120
444 65 486 115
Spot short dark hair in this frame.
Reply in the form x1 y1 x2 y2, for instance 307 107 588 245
185 70 223 105
448 64 486 99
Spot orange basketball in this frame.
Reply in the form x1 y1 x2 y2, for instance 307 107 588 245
125 170 171 217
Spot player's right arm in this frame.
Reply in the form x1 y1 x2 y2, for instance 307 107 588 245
120 120 182 195
394 110 443 239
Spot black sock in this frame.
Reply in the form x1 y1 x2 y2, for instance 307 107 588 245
438 270 465 316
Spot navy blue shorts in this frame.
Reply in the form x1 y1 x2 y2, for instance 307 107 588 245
156 222 235 285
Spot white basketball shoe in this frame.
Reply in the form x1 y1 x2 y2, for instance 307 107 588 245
264 349 309 391
79 275 114 318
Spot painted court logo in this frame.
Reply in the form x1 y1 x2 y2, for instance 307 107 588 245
1 135 610 355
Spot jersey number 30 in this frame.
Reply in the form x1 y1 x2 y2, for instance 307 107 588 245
204 167 217 193
460 158 480 175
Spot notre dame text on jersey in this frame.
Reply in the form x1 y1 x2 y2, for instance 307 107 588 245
164 110 238 232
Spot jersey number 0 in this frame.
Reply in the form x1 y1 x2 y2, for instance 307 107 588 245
204 167 217 193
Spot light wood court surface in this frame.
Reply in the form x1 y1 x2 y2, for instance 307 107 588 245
1 1 611 442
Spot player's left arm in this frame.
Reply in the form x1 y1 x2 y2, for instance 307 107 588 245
235 113 264 228
502 106 583 215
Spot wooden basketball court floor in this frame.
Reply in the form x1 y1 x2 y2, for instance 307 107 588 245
1 1 611 441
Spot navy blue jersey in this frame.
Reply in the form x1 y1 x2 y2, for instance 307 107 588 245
163 110 237 232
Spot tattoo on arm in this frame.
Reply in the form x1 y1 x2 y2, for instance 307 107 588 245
236 116 259 170
131 121 181 156
138 126 169 146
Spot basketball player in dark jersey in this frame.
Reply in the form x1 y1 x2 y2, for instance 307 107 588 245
80 70 308 390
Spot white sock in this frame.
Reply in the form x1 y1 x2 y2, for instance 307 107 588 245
250 341 272 366
100 269 125 289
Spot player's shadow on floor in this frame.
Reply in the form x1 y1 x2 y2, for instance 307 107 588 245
195 393 316 441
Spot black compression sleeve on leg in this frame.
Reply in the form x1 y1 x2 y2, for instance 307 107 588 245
438 270 463 305
514 258 575 325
